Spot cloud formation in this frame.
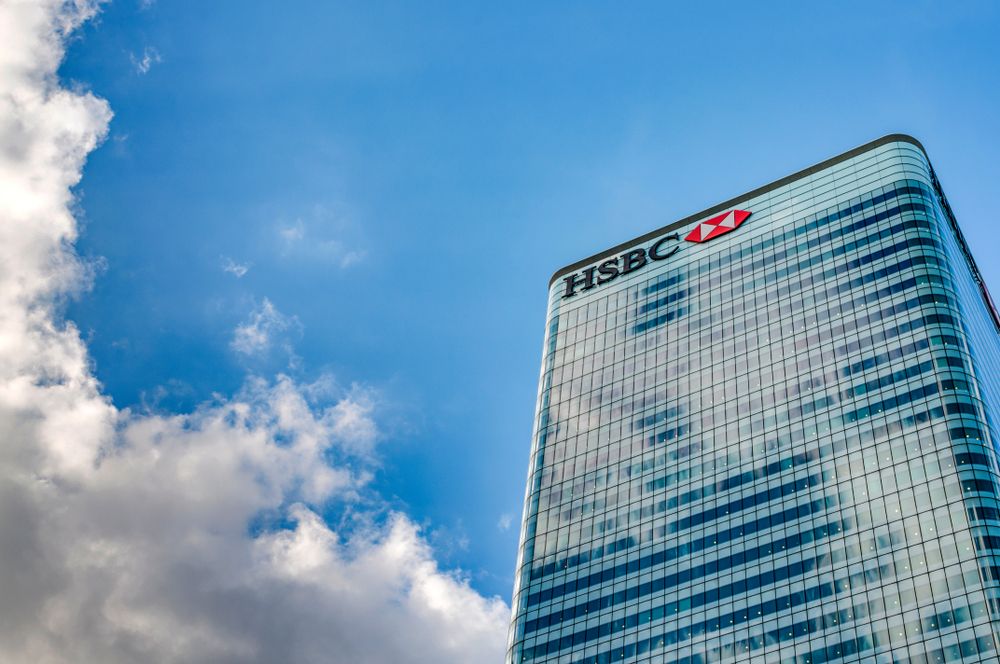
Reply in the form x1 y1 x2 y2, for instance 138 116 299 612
231 297 297 356
222 256 251 278
277 211 367 269
130 45 161 74
497 513 513 532
0 3 508 663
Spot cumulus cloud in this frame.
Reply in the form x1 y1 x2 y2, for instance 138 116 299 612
0 3 508 663
130 45 161 75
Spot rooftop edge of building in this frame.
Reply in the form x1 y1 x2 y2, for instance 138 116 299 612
548 133 929 289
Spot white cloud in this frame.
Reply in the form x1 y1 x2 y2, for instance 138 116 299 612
277 210 367 269
279 219 306 243
130 45 161 75
338 247 367 268
0 3 509 663
222 256 250 278
231 297 297 356
497 513 513 532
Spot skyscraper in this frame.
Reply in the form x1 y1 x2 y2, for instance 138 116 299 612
507 135 1000 664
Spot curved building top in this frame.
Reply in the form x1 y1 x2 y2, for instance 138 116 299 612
549 134 928 290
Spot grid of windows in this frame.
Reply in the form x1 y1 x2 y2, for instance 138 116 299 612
508 137 1000 664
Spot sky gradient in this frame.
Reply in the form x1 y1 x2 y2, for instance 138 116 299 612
1 1 998 662
62 0 1000 599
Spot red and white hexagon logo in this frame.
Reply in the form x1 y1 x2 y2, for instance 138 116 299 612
685 209 751 243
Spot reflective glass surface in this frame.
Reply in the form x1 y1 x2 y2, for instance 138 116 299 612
508 140 1000 664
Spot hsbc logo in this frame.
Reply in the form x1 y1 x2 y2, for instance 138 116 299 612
685 209 751 243
561 209 752 298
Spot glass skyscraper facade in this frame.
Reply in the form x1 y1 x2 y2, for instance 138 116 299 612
508 135 1000 664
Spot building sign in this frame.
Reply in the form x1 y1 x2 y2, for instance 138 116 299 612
561 210 752 298
684 209 751 243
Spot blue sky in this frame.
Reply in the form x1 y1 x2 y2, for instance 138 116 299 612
60 0 1000 607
